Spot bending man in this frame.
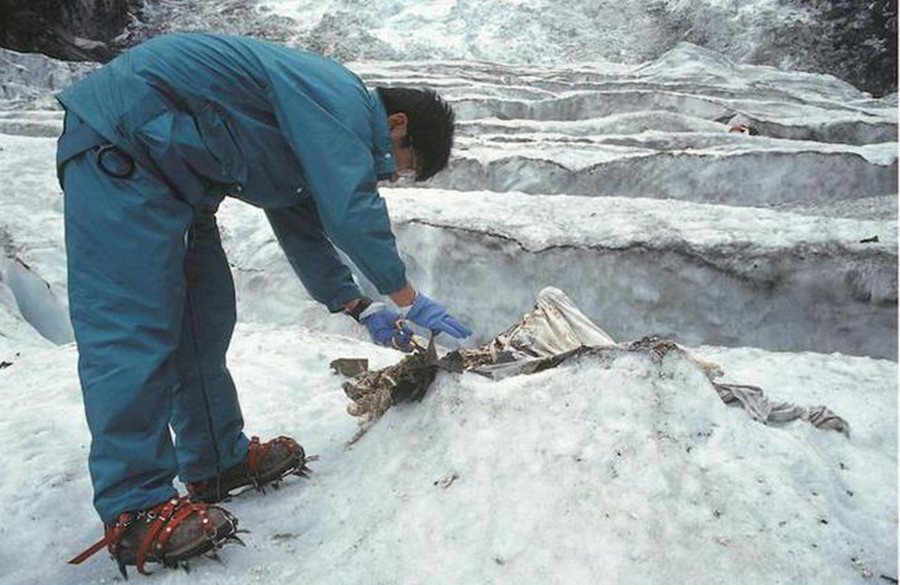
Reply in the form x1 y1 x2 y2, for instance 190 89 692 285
58 32 470 575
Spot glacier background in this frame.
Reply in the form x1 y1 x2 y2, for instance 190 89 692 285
0 1 896 584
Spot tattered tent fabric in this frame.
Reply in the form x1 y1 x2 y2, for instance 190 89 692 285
343 287 849 437
466 287 848 435
713 383 849 433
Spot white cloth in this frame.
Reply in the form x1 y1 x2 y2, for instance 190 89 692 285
470 287 849 435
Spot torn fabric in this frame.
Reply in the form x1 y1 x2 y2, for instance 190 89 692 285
339 287 849 438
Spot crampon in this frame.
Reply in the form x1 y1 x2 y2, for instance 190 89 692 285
68 496 244 579
187 435 317 503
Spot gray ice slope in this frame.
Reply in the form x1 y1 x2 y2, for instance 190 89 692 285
383 189 897 360
441 135 896 205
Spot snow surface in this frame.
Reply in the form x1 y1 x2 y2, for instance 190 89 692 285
0 7 896 585
383 188 898 253
1 326 896 585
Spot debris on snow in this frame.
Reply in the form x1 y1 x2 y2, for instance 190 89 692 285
341 287 849 440
330 357 369 377
434 472 460 489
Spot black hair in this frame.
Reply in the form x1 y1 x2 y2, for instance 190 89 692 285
376 87 455 181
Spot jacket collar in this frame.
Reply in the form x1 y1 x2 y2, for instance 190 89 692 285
369 89 397 180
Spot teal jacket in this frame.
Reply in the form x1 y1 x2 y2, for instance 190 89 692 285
58 32 406 311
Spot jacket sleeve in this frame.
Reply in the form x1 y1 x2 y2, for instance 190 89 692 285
262 53 408 296
265 198 364 313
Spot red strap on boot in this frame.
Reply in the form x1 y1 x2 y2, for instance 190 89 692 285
247 436 271 477
68 535 113 565
68 513 132 565
134 498 181 574
134 497 213 575
69 497 209 574
154 499 213 553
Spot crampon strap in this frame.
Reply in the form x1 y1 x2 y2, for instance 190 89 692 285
68 512 133 565
247 435 272 477
68 496 212 574
68 533 117 565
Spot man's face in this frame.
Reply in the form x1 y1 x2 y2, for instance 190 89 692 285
387 113 416 182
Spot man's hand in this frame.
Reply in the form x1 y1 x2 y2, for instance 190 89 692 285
403 293 472 339
359 303 415 352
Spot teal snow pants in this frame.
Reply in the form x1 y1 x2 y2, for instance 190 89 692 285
59 113 250 522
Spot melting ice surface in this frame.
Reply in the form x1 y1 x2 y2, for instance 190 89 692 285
0 6 896 585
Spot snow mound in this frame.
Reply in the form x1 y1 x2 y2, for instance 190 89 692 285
330 349 886 585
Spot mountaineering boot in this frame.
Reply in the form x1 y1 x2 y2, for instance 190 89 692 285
187 435 313 503
69 496 241 577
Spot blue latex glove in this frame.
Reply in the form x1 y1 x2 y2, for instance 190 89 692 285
360 303 415 352
404 293 472 339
